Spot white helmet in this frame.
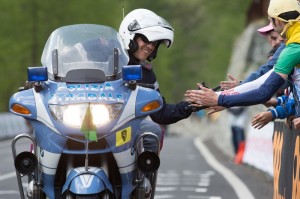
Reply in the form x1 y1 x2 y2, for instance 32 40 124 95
268 0 300 20
268 0 300 35
119 8 174 52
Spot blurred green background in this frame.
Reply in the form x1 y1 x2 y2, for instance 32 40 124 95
1 0 252 111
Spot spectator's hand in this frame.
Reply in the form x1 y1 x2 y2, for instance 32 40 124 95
185 83 218 107
264 97 278 108
220 74 240 90
252 111 273 129
285 115 295 127
206 106 225 115
293 117 300 130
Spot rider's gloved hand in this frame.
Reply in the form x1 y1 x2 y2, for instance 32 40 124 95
184 101 207 112
24 81 35 90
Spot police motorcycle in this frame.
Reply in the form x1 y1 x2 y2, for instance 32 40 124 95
10 24 162 199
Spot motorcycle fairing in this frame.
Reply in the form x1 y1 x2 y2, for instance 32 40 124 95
31 120 67 154
135 86 163 115
33 89 61 135
32 79 157 139
9 89 37 119
111 87 138 132
48 80 126 105
106 119 142 153
113 146 136 174
62 167 113 194
119 171 137 198
36 145 62 175
40 80 127 137
42 174 56 199
111 85 163 132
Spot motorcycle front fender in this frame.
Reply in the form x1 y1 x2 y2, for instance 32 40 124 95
62 167 113 195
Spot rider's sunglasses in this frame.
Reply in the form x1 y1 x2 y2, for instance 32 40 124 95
138 34 158 46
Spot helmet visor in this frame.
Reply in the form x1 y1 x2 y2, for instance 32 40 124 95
128 16 174 32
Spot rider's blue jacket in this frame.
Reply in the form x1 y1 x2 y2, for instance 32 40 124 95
129 55 192 125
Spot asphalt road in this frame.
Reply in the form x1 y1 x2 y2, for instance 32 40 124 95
156 135 273 199
0 134 273 199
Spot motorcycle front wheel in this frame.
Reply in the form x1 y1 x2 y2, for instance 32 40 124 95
32 190 45 199
65 191 111 199
75 195 99 199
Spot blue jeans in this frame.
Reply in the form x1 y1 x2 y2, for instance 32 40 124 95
231 126 245 154
139 119 162 152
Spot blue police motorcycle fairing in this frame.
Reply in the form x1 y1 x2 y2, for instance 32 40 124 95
10 24 163 199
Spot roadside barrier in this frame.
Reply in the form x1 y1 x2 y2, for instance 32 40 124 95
243 121 300 198
0 112 31 139
273 121 300 199
243 122 274 176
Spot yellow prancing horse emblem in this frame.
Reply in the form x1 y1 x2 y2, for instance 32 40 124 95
116 126 132 147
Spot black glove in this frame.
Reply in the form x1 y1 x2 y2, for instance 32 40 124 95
24 81 35 90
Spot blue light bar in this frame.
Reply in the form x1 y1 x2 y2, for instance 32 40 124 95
27 66 48 82
122 65 142 81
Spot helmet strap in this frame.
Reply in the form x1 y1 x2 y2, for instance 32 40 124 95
128 39 138 54
147 42 161 62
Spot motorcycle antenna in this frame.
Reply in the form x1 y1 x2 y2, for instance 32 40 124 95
122 0 125 18
85 139 89 171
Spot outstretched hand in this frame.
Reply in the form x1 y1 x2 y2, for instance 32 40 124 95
263 97 278 108
293 117 300 130
251 111 272 129
220 74 240 90
185 83 219 107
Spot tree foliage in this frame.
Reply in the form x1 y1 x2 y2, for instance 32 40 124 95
0 0 250 111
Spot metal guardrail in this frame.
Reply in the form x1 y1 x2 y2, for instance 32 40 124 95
0 112 31 139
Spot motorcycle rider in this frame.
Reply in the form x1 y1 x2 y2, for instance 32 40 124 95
119 9 194 151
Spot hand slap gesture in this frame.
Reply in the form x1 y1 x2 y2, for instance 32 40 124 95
185 83 219 107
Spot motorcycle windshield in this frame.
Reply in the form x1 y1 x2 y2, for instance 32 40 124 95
41 24 129 83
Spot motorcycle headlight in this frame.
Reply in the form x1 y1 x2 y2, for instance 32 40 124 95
49 103 123 128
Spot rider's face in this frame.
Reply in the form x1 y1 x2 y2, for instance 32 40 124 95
133 35 157 61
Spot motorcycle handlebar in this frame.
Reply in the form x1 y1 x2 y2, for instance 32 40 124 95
136 83 156 89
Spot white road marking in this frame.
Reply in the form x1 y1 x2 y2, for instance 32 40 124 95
0 190 19 194
0 172 15 181
187 196 221 199
156 187 177 192
194 137 255 199
154 195 174 199
187 196 222 199
181 187 207 192
156 181 180 186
